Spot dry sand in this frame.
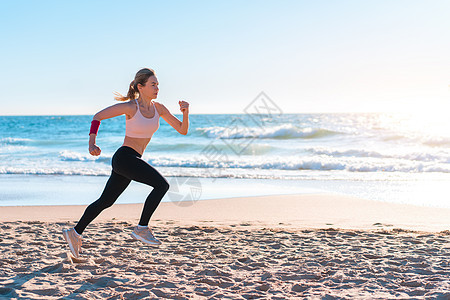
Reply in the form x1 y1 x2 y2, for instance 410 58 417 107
1 194 449 299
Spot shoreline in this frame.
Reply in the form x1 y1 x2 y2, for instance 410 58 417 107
1 193 449 232
2 173 450 210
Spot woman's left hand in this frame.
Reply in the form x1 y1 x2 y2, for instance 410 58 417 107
179 100 189 114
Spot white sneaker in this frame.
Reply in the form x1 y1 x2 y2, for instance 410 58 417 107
62 228 82 258
130 226 162 246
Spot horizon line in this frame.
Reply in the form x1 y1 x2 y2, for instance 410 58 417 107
0 111 402 117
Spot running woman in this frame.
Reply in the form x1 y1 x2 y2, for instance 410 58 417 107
62 68 189 258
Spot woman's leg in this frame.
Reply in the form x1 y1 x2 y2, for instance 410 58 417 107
135 164 169 226
74 171 131 234
113 153 169 226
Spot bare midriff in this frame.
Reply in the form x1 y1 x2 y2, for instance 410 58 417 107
123 136 151 156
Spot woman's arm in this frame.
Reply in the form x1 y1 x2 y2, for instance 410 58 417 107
92 102 133 121
157 101 189 135
89 102 133 156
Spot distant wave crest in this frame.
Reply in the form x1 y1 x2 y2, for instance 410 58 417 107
307 147 450 163
382 134 450 148
59 150 111 164
0 167 110 176
197 124 340 139
422 136 450 147
0 137 32 145
149 155 450 173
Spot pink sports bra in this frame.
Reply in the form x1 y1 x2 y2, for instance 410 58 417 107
125 100 160 138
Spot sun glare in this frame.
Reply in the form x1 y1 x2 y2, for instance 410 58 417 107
389 94 450 139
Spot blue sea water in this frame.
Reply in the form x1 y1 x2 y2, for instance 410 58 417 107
1 113 450 207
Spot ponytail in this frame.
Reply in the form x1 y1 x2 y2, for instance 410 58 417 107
114 68 155 101
114 80 137 101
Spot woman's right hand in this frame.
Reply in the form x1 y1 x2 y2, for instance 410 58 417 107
89 144 101 156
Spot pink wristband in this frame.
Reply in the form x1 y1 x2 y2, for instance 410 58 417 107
89 120 100 135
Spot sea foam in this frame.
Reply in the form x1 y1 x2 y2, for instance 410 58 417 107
197 124 340 139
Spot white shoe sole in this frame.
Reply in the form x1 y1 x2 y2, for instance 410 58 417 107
130 232 161 246
62 230 79 258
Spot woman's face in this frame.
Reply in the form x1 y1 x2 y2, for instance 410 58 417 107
139 75 159 100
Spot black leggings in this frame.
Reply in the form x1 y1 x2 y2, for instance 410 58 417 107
74 146 169 234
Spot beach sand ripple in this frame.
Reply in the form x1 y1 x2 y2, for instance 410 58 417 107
0 221 449 299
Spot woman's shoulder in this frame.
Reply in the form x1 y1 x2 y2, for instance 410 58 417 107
119 100 138 109
153 101 168 114
112 99 137 116
153 101 164 107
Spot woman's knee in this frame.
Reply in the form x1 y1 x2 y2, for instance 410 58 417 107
160 179 170 193
89 198 114 211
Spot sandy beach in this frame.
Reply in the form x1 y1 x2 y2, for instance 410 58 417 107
1 194 449 299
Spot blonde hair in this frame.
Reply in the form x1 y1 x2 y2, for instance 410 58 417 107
114 68 156 101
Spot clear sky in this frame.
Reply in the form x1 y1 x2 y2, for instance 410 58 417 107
0 0 449 115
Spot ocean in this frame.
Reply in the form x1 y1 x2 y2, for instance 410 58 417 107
1 113 449 208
